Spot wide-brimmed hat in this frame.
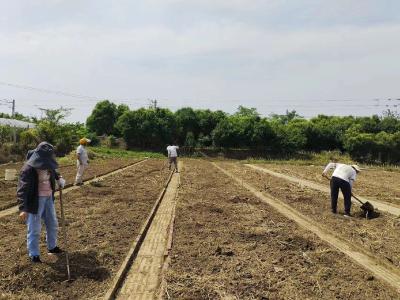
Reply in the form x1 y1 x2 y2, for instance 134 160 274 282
79 138 91 145
26 142 58 170
352 164 362 173
26 149 34 160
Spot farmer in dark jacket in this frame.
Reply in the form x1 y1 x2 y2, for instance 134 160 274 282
17 142 66 263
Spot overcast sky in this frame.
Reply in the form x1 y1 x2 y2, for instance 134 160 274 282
1 0 400 122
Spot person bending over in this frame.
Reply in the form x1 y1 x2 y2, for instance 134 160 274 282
322 162 361 217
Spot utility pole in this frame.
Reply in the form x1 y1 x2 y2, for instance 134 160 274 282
11 99 16 143
11 99 15 117
149 99 158 109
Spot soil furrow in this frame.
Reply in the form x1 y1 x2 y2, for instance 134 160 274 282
255 163 400 205
246 164 400 216
219 162 400 269
0 158 142 211
164 159 399 299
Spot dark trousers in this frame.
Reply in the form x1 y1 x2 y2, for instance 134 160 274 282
330 176 352 214
168 157 178 172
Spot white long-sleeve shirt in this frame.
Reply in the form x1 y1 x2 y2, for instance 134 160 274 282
167 145 179 158
323 163 357 187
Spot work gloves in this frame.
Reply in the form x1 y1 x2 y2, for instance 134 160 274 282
57 177 66 189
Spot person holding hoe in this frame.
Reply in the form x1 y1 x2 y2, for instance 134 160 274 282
17 142 66 263
322 162 361 217
74 138 91 186
166 143 179 173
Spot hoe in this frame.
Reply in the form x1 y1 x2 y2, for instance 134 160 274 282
352 194 375 219
59 189 71 281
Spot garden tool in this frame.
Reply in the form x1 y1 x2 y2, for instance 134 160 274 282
352 194 375 219
59 189 71 281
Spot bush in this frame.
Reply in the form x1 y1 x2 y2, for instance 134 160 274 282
344 130 400 164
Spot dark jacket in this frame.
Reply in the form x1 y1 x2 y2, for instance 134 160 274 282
17 164 59 214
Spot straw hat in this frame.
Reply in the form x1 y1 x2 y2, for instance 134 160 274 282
79 138 91 145
352 165 361 172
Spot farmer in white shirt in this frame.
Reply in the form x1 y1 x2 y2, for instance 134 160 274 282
166 144 179 173
74 138 91 186
322 162 361 217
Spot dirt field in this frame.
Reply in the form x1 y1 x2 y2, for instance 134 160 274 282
0 159 170 299
257 163 400 205
0 161 74 179
0 158 140 210
219 162 400 268
164 159 399 299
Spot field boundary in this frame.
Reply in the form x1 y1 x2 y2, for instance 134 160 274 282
246 164 400 216
103 169 176 300
213 162 400 293
0 159 148 219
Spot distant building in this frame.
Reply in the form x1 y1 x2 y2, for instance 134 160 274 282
0 118 36 129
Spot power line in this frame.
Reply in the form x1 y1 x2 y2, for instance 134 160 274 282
1 81 399 112
0 81 102 101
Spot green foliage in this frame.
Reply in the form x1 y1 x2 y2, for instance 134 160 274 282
344 128 400 164
0 112 32 122
90 146 164 159
84 101 400 164
116 107 175 150
184 132 196 147
0 126 13 143
86 100 120 135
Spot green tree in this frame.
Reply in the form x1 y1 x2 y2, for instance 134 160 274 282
86 100 118 135
116 107 175 150
175 107 199 144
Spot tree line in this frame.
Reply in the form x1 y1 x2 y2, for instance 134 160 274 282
86 100 400 164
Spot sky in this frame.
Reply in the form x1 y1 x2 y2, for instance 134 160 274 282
1 0 400 122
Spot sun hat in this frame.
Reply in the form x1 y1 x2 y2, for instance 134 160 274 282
351 164 361 172
25 149 34 160
79 138 91 145
26 142 58 170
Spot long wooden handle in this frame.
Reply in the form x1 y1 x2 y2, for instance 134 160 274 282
352 194 364 205
59 189 71 281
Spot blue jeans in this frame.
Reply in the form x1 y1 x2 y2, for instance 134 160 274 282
26 196 58 257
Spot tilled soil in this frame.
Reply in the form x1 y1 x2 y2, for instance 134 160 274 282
220 162 400 268
165 159 399 299
258 163 400 205
0 159 170 299
0 158 140 210
0 161 74 180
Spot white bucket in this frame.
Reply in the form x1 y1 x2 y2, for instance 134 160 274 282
5 169 17 181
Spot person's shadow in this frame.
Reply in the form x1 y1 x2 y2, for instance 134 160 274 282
48 250 110 282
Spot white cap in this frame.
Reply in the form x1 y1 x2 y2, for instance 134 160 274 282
352 165 361 172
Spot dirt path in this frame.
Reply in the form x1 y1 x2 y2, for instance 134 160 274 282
115 168 180 299
246 164 400 216
214 162 400 293
0 159 147 219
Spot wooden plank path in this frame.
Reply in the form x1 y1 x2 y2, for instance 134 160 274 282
115 168 180 300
